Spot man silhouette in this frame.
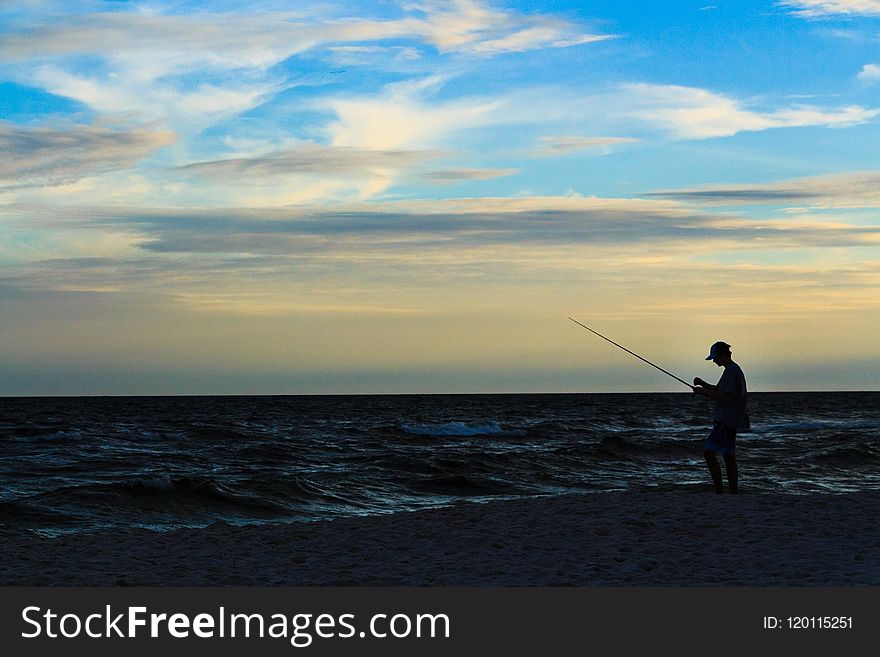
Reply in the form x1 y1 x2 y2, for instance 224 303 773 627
693 341 748 494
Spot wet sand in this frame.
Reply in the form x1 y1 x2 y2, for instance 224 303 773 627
3 490 878 586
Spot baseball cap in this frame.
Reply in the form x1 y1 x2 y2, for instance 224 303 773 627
705 341 731 360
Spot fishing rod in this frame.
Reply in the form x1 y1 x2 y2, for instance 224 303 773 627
568 317 694 390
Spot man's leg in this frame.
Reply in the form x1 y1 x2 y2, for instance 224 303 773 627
704 449 724 493
723 453 739 494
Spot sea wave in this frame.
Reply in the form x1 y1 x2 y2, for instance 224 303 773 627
753 419 880 434
3 392 879 535
28 477 292 516
12 430 85 443
126 475 174 491
400 421 526 437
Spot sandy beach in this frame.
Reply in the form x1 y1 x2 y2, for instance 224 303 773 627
2 490 878 586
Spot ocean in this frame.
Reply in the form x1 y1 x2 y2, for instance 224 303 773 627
1 393 878 536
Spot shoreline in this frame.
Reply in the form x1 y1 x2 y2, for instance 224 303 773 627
3 489 879 586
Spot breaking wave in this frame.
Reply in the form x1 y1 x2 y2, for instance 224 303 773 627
401 421 526 437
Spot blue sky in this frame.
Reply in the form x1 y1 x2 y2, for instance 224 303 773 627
1 0 879 394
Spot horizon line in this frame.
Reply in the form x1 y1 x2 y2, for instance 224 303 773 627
3 389 878 399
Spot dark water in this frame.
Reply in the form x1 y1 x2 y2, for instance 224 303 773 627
1 393 878 535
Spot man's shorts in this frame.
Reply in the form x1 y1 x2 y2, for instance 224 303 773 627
705 422 737 455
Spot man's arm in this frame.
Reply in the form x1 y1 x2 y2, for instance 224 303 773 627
692 377 735 401
694 387 734 402
694 377 734 401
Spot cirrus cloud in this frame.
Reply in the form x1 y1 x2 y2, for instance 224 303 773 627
644 170 880 208
779 1 880 17
176 144 441 179
622 83 880 139
420 167 518 183
0 1 612 131
531 136 639 157
0 122 175 190
0 2 612 64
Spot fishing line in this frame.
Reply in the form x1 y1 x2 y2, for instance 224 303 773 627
568 317 694 390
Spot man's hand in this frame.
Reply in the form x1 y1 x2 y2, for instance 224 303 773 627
692 378 716 398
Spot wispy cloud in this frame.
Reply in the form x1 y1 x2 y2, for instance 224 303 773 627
123 200 880 255
531 136 638 157
177 144 440 179
644 170 880 208
405 0 615 55
421 167 518 183
0 9 430 67
623 83 880 139
779 1 880 17
3 197 879 333
30 66 277 127
0 122 175 189
7 195 877 263
0 1 611 134
323 77 502 150
0 1 610 61
173 143 449 202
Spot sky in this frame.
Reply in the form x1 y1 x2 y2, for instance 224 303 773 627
1 0 879 395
